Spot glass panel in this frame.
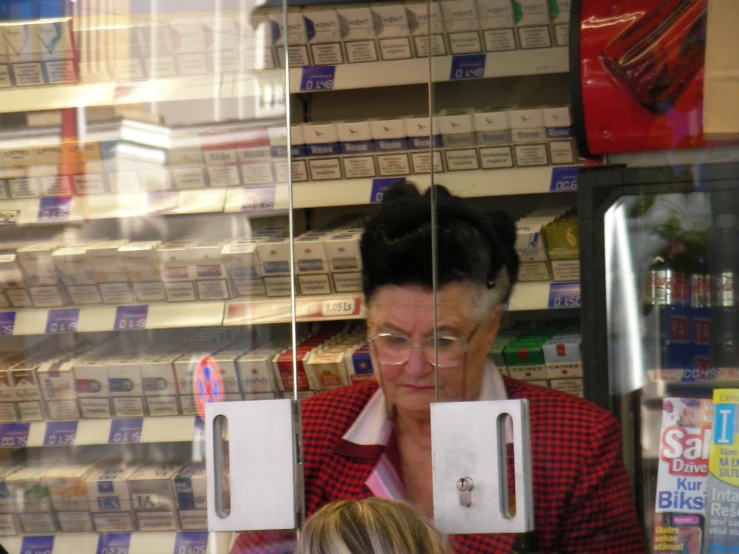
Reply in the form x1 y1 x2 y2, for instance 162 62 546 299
0 0 292 551
604 175 739 553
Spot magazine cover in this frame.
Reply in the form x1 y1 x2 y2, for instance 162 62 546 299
654 398 713 554
704 389 739 553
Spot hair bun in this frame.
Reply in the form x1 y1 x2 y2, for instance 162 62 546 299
422 184 452 199
486 210 516 250
380 181 420 204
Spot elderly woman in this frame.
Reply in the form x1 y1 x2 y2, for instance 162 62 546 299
232 183 645 553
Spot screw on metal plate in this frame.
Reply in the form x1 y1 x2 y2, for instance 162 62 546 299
456 477 474 507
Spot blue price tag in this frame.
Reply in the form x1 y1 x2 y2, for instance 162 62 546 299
300 65 335 92
547 282 581 309
37 197 71 222
242 186 276 213
43 420 77 446
21 536 54 554
97 533 131 554
0 312 15 336
369 178 405 204
549 166 578 192
0 422 30 448
449 54 486 81
45 308 79 334
148 191 179 215
114 305 148 331
174 531 209 554
108 418 143 444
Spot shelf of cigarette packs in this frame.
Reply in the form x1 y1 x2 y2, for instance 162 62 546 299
0 2 570 114
1 533 232 553
0 457 236 536
489 320 584 397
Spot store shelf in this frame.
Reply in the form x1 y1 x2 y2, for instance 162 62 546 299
14 416 199 447
507 281 580 311
0 531 232 554
11 301 225 336
0 49 568 114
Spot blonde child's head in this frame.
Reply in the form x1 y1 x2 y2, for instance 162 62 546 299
295 498 448 554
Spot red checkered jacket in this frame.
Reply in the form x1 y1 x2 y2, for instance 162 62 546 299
231 378 646 554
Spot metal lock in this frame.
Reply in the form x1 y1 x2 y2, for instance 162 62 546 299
456 477 474 507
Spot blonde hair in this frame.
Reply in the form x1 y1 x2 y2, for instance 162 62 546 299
295 498 448 554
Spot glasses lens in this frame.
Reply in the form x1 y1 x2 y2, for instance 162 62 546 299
423 336 464 367
374 334 411 365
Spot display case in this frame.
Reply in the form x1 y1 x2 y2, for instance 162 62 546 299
0 0 584 553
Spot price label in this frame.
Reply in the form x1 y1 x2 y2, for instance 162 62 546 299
547 282 581 309
114 305 148 331
449 54 486 80
369 178 405 204
549 166 578 192
0 312 15 336
242 186 276 213
97 533 131 554
300 65 335 92
0 422 29 448
108 418 143 444
0 209 19 226
21 535 54 554
37 197 71 222
43 420 77 446
321 298 357 317
45 308 79 334
174 531 209 554
148 190 179 214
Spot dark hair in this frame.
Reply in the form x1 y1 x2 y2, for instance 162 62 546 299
360 182 519 302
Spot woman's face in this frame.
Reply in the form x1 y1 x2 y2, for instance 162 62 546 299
367 283 502 419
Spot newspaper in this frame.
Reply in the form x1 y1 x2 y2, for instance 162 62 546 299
653 398 713 554
704 389 739 552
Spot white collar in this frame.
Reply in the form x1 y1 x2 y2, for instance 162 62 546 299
341 359 508 447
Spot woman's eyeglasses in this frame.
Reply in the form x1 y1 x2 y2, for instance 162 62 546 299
368 325 480 368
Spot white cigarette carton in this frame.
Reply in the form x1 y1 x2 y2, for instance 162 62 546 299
337 5 379 63
513 0 552 49
269 8 311 68
209 342 250 403
0 254 25 289
294 234 330 278
304 6 346 65
73 354 111 419
162 16 211 76
191 240 230 301
16 244 59 286
542 333 582 379
474 111 512 144
237 344 282 396
140 352 180 416
119 241 161 282
371 119 411 177
324 231 363 273
38 358 79 420
52 245 97 286
543 107 572 139
173 463 207 530
4 22 44 87
86 462 138 514
406 1 448 57
476 0 516 51
509 109 546 150
221 240 265 298
9 357 44 422
441 0 483 54
303 123 342 181
158 241 195 281
371 3 413 61
242 14 276 71
85 240 129 283
6 466 52 514
128 462 182 531
404 117 445 173
46 464 95 532
106 355 144 418
439 113 477 147
337 121 377 179
256 238 291 278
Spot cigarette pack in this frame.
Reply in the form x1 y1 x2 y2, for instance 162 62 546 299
85 240 129 284
304 7 346 65
371 3 413 61
513 0 552 49
16 244 60 286
86 462 138 514
406 1 448 57
541 333 582 379
0 254 25 289
38 358 79 420
242 14 275 71
128 462 182 531
173 462 207 530
441 0 483 54
476 0 516 51
269 8 312 68
337 5 379 63
140 352 180 417
106 355 145 418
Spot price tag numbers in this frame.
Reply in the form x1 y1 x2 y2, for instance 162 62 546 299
242 186 276 213
549 166 578 192
300 65 336 92
369 178 405 204
43 420 77 446
0 311 15 336
547 282 581 309
108 418 143 444
114 305 148 331
97 533 131 554
322 298 357 317
449 54 486 81
174 531 209 554
45 308 80 334
37 197 71 222
21 535 54 554
0 422 30 448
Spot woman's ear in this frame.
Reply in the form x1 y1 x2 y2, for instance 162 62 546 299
483 304 504 348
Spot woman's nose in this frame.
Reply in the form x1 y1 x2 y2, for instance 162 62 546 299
404 344 432 377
